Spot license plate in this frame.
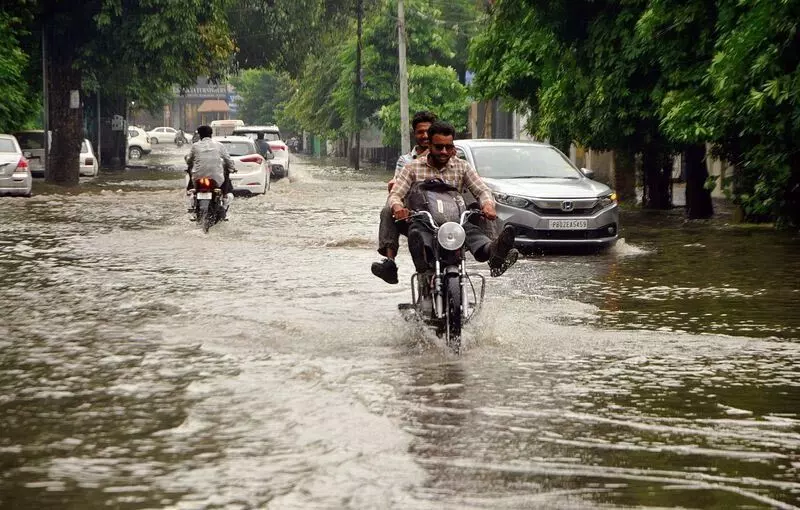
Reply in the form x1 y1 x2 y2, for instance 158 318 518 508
549 219 588 230
196 192 212 199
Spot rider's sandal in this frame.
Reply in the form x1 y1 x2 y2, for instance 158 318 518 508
490 248 519 277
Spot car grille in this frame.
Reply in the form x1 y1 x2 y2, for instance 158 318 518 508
512 222 617 240
527 204 604 216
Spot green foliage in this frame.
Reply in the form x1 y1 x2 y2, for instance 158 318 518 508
470 0 800 225
231 68 295 128
0 12 39 132
378 64 469 148
282 0 477 143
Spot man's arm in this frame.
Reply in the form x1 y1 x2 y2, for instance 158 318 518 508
463 163 493 205
219 143 235 172
462 162 497 219
186 146 196 172
387 165 415 211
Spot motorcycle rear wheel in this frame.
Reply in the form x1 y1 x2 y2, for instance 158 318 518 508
444 275 463 353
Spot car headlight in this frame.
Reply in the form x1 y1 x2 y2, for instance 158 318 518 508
437 222 466 250
493 192 530 208
598 192 618 208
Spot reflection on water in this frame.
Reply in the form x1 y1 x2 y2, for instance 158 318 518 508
0 151 798 508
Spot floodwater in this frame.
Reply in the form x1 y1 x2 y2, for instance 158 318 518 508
1 145 798 509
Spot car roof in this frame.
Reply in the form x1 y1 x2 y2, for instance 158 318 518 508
454 138 551 148
0 134 18 140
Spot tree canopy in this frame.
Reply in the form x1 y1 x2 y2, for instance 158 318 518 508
470 0 800 225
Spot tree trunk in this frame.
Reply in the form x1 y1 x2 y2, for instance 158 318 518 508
45 47 82 185
641 147 672 209
613 150 637 203
684 144 714 219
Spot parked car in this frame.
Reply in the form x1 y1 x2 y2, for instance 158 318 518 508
454 139 619 250
13 130 50 177
127 126 152 160
232 125 289 179
0 134 32 197
215 136 272 194
79 139 99 177
146 126 179 144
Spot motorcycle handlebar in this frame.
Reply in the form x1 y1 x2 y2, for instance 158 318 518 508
403 209 483 229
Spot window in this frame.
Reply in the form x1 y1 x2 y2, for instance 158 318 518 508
0 139 17 152
219 141 255 157
471 145 581 179
13 132 44 149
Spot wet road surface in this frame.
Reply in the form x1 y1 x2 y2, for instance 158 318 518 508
1 146 799 509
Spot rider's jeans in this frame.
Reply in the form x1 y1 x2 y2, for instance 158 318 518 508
377 205 409 256
407 220 491 272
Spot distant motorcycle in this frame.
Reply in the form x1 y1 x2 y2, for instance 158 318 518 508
398 208 486 353
187 168 235 233
174 129 190 147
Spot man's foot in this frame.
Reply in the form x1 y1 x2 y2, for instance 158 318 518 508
371 258 399 284
488 225 519 277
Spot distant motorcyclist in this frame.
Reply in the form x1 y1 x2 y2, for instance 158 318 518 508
254 132 274 159
186 125 235 217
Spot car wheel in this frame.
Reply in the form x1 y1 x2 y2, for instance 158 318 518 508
129 146 142 159
150 137 158 144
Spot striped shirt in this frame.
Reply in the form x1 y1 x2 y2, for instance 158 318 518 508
394 146 427 177
388 154 494 210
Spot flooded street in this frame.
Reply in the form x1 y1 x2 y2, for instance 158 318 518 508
1 147 799 509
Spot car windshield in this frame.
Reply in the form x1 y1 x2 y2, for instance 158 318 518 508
220 142 254 157
0 139 17 152
14 132 44 149
470 145 581 179
235 131 281 142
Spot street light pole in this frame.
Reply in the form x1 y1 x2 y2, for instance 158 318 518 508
398 0 410 155
354 0 363 171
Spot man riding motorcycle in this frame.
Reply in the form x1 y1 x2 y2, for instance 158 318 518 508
185 125 235 219
371 110 437 283
378 120 519 282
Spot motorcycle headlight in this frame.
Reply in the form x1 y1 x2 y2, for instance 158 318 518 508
493 192 530 209
437 222 466 250
598 192 618 208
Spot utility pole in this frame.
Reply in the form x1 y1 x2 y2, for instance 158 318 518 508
354 0 363 171
398 0 410 155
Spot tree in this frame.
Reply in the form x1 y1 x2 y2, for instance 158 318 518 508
0 11 39 133
230 68 295 127
470 0 676 209
378 64 469 148
21 0 234 185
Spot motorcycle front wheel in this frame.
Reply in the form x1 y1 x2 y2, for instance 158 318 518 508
444 275 463 353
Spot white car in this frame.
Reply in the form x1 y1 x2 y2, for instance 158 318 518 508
232 125 289 179
127 127 152 160
79 139 99 177
215 136 271 194
146 126 178 144
0 134 32 197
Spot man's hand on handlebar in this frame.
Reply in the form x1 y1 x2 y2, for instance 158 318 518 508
392 205 410 220
481 201 498 220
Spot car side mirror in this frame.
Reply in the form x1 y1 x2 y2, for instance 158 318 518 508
266 152 275 160
581 167 595 179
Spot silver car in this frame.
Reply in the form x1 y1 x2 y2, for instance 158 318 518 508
0 134 33 197
455 140 619 249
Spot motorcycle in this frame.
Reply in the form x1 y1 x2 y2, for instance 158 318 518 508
174 129 190 147
187 172 234 233
398 209 486 353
